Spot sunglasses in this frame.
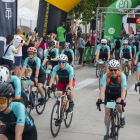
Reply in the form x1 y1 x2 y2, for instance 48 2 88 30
28 53 33 55
0 98 7 104
58 61 65 64
48 46 52 48
110 69 118 72
65 47 69 49
102 43 106 45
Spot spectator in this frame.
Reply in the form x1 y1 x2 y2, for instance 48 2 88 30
75 34 80 61
102 29 104 39
85 33 91 47
2 35 23 73
78 33 85 65
90 30 95 46
77 26 82 35
13 26 32 76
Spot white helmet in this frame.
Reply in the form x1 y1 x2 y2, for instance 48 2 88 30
0 66 9 82
101 39 107 44
108 59 120 68
123 40 128 44
57 54 68 61
129 34 134 40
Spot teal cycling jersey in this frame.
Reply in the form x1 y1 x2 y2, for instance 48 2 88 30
23 57 45 74
45 48 59 59
120 45 132 58
137 62 140 72
107 43 113 50
51 64 75 83
61 49 74 61
114 39 122 45
10 76 25 97
97 45 110 57
101 72 127 94
0 102 34 131
122 37 129 41
131 45 136 56
136 52 140 62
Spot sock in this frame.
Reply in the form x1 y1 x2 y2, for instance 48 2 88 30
105 125 107 135
41 95 44 98
120 113 124 118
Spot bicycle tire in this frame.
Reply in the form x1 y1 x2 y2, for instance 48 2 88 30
114 112 120 140
26 92 33 114
36 89 47 115
64 100 73 128
107 116 115 140
50 102 61 137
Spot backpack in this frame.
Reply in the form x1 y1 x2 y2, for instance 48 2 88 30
107 71 121 88
37 47 44 60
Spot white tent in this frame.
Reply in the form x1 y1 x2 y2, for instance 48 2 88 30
18 8 38 31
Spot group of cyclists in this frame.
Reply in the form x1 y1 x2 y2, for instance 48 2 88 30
0 31 140 140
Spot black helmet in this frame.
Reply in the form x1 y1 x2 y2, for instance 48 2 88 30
47 40 55 47
0 82 14 98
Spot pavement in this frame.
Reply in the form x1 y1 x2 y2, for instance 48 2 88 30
29 65 140 140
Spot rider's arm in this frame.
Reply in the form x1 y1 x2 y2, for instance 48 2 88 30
107 46 110 60
99 74 107 100
70 49 74 63
35 58 41 77
51 48 59 61
42 50 49 66
129 46 132 59
135 52 139 65
121 73 127 99
120 47 123 58
15 125 24 140
96 46 100 60
68 66 74 88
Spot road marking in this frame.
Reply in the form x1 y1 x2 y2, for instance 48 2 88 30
74 78 98 90
127 84 139 94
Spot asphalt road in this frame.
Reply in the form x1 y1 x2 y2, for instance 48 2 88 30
30 65 140 140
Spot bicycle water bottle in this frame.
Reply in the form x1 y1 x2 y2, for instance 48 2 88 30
62 99 66 106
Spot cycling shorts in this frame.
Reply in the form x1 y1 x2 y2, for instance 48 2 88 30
104 92 121 102
30 73 46 84
115 46 120 50
99 55 108 61
0 125 37 140
57 79 76 95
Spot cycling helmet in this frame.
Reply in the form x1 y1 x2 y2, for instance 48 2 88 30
116 36 120 39
33 48 37 53
129 34 134 40
123 40 128 44
27 47 34 52
0 82 14 98
65 42 71 48
0 66 9 82
107 38 111 42
108 59 120 69
57 54 68 61
101 39 107 44
130 42 134 45
47 40 55 47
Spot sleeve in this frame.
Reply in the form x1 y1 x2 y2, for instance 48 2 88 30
114 40 116 44
62 27 66 33
54 49 59 57
129 46 132 53
136 52 139 59
11 45 15 52
97 45 101 52
120 46 123 53
111 43 113 49
134 46 136 52
68 66 74 79
61 49 65 54
70 49 74 56
120 40 122 45
23 57 29 68
14 77 21 97
35 57 41 69
15 103 26 126
51 65 59 77
121 73 127 88
44 50 49 59
101 73 107 88
107 46 110 53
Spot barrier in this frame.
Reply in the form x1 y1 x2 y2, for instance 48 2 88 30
83 46 95 62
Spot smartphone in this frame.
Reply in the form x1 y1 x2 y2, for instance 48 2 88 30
21 40 23 43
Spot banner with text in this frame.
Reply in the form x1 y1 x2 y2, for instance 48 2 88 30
83 47 95 62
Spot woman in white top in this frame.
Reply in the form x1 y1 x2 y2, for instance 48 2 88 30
2 35 23 72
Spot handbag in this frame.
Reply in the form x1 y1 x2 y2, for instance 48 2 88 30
0 45 11 65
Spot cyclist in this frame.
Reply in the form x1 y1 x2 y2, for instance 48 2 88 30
107 38 113 60
0 82 37 140
0 66 28 108
61 42 74 66
128 34 135 45
120 40 132 75
134 36 140 53
96 39 110 73
42 40 59 69
19 47 46 105
48 54 75 126
96 59 126 140
114 36 122 59
33 47 37 57
122 34 129 41
130 42 136 68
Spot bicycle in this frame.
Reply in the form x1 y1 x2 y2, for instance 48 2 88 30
97 101 125 140
50 90 73 137
21 78 48 115
134 82 140 101
95 61 99 78
115 49 120 60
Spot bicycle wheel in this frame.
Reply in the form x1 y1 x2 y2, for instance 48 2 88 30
107 116 115 140
50 102 61 137
36 89 47 115
27 102 32 114
64 100 73 128
114 112 120 140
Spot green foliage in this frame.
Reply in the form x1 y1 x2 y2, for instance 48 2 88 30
68 0 116 25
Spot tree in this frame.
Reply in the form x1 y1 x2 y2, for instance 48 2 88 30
68 0 116 25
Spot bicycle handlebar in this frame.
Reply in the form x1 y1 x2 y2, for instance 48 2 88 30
97 101 125 112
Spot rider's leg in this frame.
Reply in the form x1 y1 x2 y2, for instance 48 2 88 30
128 61 131 70
122 60 125 72
104 106 110 135
98 59 102 70
105 62 108 73
0 134 8 140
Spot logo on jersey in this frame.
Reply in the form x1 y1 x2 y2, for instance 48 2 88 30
116 0 132 12
108 28 115 34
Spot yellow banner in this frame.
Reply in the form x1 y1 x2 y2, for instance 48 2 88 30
45 0 82 12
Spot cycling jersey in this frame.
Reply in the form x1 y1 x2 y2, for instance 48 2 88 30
10 76 25 97
114 39 122 49
107 43 113 50
97 45 110 58
45 48 59 59
134 41 140 53
137 62 140 72
136 52 140 62
0 102 34 131
101 72 127 95
131 45 136 56
122 37 128 41
61 49 74 63
23 57 45 75
52 64 75 83
120 45 132 59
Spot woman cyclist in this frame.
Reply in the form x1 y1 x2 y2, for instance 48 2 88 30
107 38 113 60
